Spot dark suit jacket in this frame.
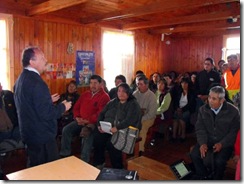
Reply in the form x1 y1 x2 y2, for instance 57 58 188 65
14 69 65 144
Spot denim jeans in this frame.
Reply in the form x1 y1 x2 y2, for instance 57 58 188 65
59 120 94 163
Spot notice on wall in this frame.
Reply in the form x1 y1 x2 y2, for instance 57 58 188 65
76 51 95 87
45 63 76 79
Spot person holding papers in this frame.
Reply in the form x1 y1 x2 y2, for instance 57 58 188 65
93 83 141 169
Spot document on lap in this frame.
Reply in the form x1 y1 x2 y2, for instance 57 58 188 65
100 121 112 134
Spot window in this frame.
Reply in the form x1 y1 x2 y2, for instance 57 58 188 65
0 13 13 90
222 34 240 61
102 29 134 90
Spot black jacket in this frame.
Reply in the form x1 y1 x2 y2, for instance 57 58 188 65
195 69 221 95
173 88 196 113
0 90 18 127
196 101 240 148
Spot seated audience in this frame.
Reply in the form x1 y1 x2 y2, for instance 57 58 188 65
150 78 173 144
101 78 109 94
190 86 240 180
133 75 157 155
217 59 227 87
155 78 172 120
217 59 226 74
93 83 141 169
172 77 196 142
59 75 110 163
57 80 80 136
149 72 161 93
163 73 179 109
108 75 126 99
130 70 144 92
0 82 20 142
208 83 233 104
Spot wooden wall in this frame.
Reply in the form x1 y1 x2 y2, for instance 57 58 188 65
134 31 162 77
12 16 163 95
12 15 239 95
13 15 102 94
161 35 223 74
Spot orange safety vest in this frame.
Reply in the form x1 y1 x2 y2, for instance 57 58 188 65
224 67 240 99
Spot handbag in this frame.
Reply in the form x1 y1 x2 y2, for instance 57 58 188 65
111 126 139 154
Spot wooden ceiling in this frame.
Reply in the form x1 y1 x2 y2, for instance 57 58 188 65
0 0 240 36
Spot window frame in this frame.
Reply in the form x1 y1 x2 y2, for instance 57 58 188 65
222 33 240 61
0 13 14 90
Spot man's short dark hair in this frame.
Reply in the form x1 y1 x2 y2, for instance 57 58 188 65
135 70 144 75
137 75 149 85
115 75 126 83
90 75 102 83
205 57 215 66
21 46 39 67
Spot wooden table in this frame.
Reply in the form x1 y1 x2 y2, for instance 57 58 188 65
6 156 100 180
127 156 177 180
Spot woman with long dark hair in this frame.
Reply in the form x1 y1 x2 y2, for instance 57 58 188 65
93 83 141 169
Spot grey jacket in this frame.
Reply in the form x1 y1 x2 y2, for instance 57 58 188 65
196 101 240 148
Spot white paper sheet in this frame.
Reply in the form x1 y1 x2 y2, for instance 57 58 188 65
99 121 112 134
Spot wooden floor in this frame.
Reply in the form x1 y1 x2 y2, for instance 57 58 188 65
0 131 236 180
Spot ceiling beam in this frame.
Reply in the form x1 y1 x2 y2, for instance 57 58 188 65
27 0 88 16
123 7 240 31
80 0 239 24
150 20 240 34
171 29 240 38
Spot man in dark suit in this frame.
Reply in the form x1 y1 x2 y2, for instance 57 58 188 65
14 46 72 167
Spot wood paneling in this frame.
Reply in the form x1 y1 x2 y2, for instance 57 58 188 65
134 30 162 79
12 16 101 95
12 15 239 96
161 35 228 74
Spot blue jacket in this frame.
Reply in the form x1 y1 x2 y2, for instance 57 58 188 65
14 69 65 144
